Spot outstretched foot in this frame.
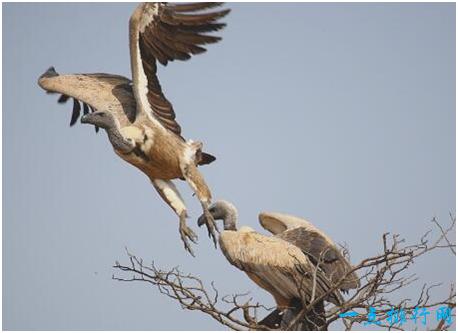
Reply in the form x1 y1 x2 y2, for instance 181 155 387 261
179 212 198 256
203 208 219 248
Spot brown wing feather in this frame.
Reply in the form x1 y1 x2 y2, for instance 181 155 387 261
278 228 360 291
168 3 224 13
38 67 136 128
130 3 229 138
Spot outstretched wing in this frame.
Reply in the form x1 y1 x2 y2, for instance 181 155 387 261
129 2 230 138
37 67 136 129
259 212 360 291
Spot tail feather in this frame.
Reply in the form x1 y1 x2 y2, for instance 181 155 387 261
259 299 328 331
258 309 283 330
299 300 327 331
197 152 216 166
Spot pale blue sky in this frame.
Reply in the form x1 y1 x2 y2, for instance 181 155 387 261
3 2 455 330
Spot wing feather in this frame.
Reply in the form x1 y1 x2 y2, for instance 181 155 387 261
278 228 360 291
162 10 230 26
70 98 81 126
259 212 360 291
172 23 227 33
129 2 229 138
168 3 223 12
38 67 136 129
82 103 90 115
219 231 342 305
58 94 70 104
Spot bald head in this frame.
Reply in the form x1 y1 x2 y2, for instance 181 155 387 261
81 111 116 130
81 111 135 154
198 200 238 231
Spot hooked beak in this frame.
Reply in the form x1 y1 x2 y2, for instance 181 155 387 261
80 114 90 124
197 214 207 227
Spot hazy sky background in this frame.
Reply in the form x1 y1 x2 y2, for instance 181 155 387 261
3 2 455 330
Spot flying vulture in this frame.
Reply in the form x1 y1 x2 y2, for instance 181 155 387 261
37 3 231 255
197 200 358 330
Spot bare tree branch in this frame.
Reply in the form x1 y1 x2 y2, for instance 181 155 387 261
113 215 456 330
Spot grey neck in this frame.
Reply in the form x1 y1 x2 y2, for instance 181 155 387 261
106 127 134 154
222 206 238 231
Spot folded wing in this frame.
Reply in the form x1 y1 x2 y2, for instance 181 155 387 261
219 230 342 305
259 212 360 291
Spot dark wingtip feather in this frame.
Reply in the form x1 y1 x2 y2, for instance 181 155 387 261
83 103 89 115
181 22 227 33
169 2 224 12
39 66 59 79
57 94 70 104
69 98 81 126
217 8 231 18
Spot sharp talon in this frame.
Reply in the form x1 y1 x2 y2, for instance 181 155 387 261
213 235 218 247
190 234 198 244
213 222 220 233
180 234 195 257
202 210 218 249
179 214 198 256
185 244 195 257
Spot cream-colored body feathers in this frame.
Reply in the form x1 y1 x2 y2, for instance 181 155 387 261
219 228 341 308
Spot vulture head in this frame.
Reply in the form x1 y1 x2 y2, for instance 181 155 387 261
80 111 115 129
198 200 238 231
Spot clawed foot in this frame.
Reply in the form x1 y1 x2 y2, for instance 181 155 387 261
202 209 219 248
179 213 198 256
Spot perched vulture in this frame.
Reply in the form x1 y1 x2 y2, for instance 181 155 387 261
198 201 355 330
37 2 231 255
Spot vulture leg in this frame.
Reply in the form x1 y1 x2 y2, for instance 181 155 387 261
280 299 327 331
152 179 197 256
258 309 283 329
298 300 327 331
180 162 218 247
